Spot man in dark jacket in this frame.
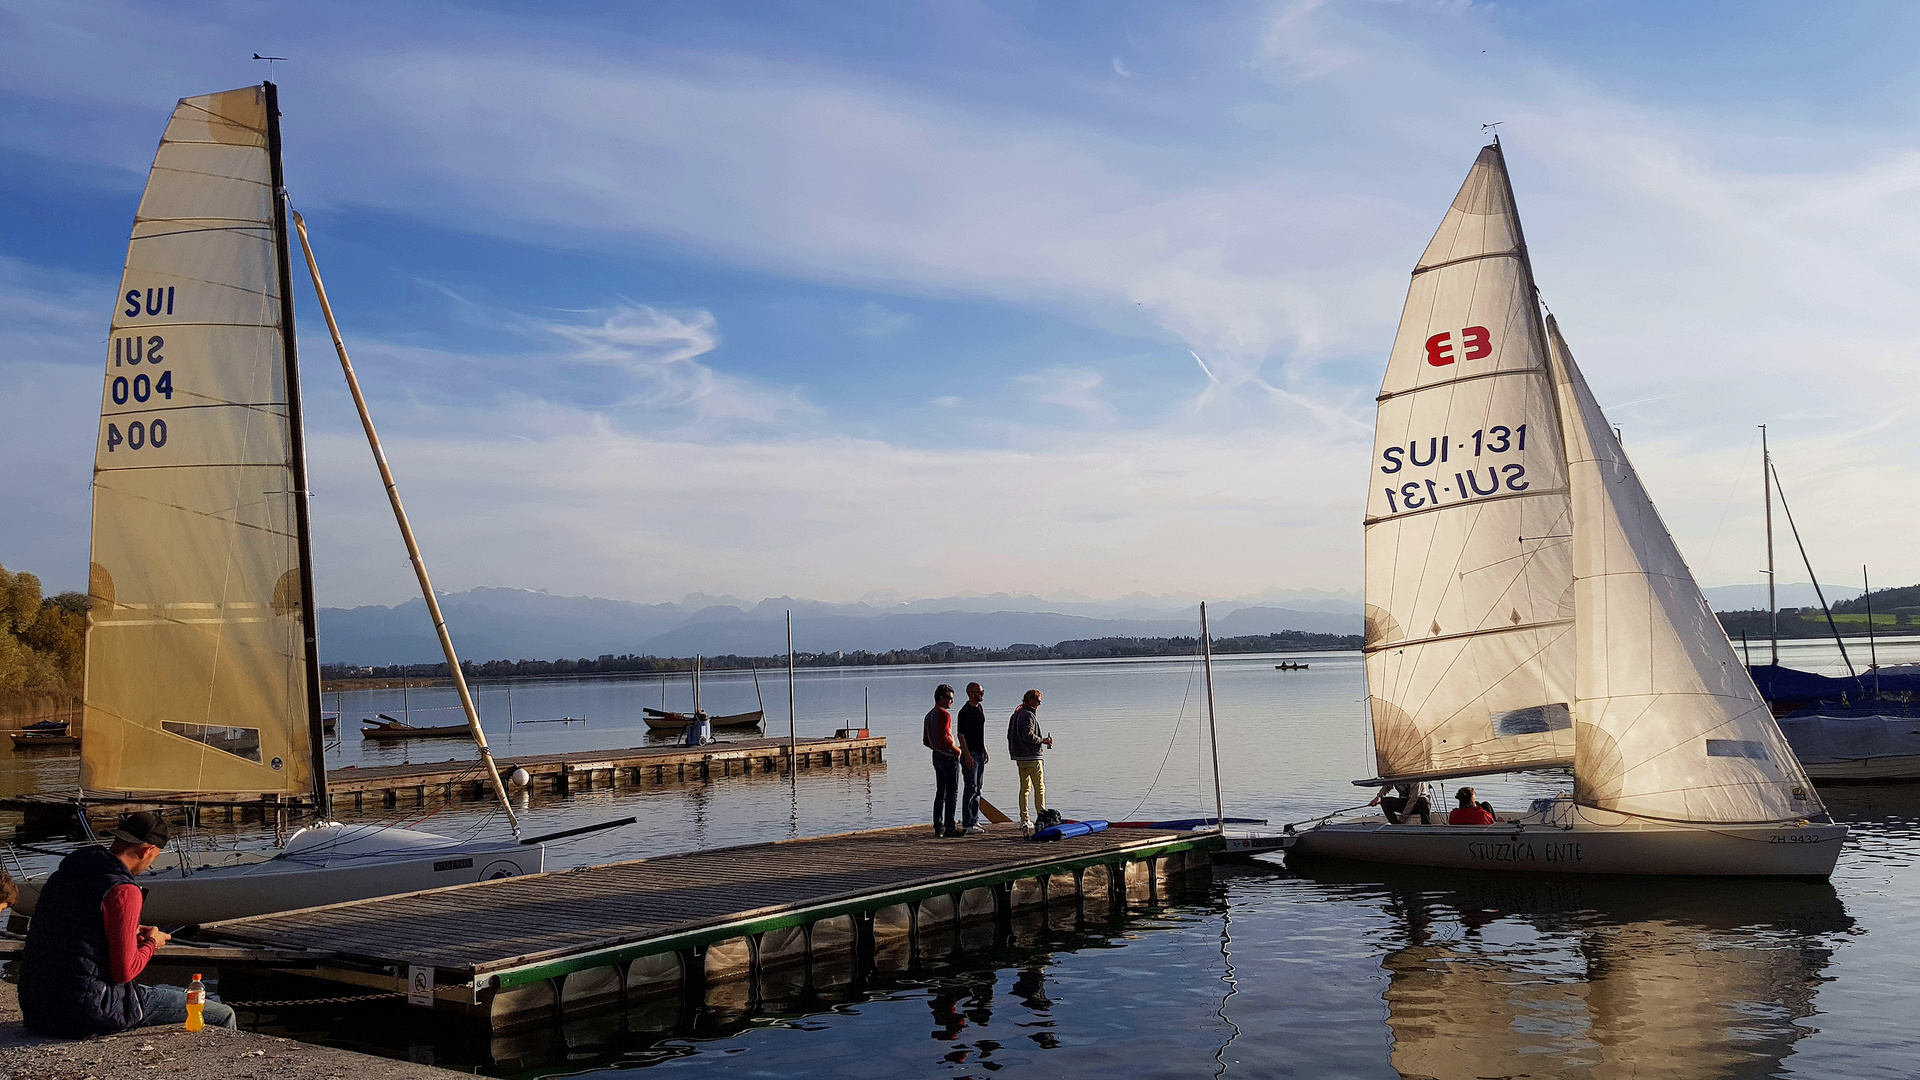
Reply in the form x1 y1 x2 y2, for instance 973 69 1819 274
1007 689 1052 833
955 682 989 834
20 812 237 1036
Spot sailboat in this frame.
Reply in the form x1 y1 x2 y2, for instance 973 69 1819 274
18 83 546 924
642 658 766 732
1285 140 1844 876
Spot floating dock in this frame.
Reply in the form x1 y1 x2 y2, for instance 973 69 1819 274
0 734 885 831
201 824 1219 1031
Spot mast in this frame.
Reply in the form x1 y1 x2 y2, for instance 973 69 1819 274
1200 603 1225 832
786 611 797 766
263 82 330 818
1762 425 1778 666
1864 565 1879 695
289 210 520 836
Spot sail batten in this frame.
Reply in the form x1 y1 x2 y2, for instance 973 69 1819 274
1362 142 1577 783
82 84 317 798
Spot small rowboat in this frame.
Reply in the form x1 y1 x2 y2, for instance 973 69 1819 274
361 714 472 740
12 732 79 748
642 708 764 732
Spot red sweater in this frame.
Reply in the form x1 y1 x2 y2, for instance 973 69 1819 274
102 883 155 984
1449 806 1496 825
923 706 961 757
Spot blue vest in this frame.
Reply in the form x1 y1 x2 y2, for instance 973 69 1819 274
20 846 147 1036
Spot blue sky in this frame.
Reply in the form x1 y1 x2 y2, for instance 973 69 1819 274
3 1 1917 607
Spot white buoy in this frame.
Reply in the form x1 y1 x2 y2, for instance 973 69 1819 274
508 767 531 789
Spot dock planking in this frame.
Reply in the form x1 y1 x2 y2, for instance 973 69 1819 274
0 735 884 830
202 823 1219 1029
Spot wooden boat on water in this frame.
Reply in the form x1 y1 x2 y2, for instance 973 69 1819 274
1275 662 1310 670
644 657 766 732
361 713 473 740
642 708 765 732
1284 139 1842 877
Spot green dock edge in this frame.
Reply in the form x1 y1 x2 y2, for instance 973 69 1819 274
484 832 1223 992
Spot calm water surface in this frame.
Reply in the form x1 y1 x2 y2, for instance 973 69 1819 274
7 637 1920 1077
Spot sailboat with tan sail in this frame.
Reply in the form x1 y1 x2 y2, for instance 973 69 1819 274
17 82 559 924
1284 139 1844 876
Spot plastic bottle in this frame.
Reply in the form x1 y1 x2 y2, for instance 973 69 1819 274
185 974 205 1031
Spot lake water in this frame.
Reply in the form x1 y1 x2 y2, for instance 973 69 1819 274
7 636 1920 1077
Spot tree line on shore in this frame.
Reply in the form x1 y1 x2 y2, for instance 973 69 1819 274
319 629 1363 682
0 563 85 715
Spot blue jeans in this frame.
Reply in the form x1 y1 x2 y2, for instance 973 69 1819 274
134 983 237 1030
960 751 987 828
931 753 960 835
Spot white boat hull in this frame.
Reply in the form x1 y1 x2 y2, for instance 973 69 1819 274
18 823 545 924
1288 804 1844 877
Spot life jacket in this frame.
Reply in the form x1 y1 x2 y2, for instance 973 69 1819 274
19 846 146 1036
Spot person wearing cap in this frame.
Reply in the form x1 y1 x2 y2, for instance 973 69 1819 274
19 811 238 1036
955 682 990 835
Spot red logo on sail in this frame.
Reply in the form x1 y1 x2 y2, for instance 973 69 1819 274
1425 326 1491 367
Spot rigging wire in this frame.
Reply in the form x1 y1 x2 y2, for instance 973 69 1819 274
1118 649 1202 824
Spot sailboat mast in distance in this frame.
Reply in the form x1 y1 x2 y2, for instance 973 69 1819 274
1762 425 1778 665
264 81 330 816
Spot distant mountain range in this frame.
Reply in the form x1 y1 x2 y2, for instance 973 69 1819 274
315 582 1868 666
316 587 1365 666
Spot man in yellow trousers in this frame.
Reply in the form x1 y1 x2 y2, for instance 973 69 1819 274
1006 689 1053 833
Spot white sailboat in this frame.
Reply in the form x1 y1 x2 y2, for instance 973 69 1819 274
1285 140 1844 876
19 83 544 924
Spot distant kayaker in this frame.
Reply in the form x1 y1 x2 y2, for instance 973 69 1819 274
1007 689 1053 833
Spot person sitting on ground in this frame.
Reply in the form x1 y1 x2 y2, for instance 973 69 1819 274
1370 782 1432 825
19 811 238 1036
1448 787 1497 825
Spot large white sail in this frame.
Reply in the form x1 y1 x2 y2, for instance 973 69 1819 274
83 85 319 797
1547 316 1820 823
1362 143 1576 782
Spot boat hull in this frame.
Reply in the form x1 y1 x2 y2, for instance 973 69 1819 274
643 711 764 732
361 725 471 740
1802 756 1920 782
16 824 545 924
1288 809 1844 877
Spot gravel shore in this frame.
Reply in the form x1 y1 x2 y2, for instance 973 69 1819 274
0 981 451 1079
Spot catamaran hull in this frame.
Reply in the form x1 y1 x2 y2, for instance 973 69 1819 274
17 825 546 924
1288 814 1845 877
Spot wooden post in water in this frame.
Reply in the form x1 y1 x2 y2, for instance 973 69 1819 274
1200 603 1225 833
290 211 520 837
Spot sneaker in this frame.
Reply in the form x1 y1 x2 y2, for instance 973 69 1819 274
966 825 987 835
1019 820 1032 836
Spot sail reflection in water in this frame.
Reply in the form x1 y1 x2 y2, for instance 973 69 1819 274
1372 874 1849 1079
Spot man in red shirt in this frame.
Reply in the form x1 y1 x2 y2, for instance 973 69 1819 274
20 812 236 1035
1448 787 1497 825
923 684 971 838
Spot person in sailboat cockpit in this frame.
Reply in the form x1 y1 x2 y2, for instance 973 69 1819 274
1369 782 1432 825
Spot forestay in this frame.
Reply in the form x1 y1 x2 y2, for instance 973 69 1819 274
1362 142 1576 782
1548 317 1820 823
84 86 316 796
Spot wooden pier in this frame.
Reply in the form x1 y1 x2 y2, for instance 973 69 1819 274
201 824 1220 1031
0 734 885 831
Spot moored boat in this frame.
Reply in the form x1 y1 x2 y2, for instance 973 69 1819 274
1286 140 1842 877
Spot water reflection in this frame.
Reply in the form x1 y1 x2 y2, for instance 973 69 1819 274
1300 865 1851 1080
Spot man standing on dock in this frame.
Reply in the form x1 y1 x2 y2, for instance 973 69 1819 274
956 682 990 834
19 812 238 1036
923 684 970 838
1008 690 1052 833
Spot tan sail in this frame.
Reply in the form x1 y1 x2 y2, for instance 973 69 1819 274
1362 142 1576 782
83 86 315 796
1546 316 1821 823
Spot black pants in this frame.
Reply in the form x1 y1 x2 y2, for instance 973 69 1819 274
1381 795 1431 825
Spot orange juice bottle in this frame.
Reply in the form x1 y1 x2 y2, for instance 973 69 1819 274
184 974 205 1031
